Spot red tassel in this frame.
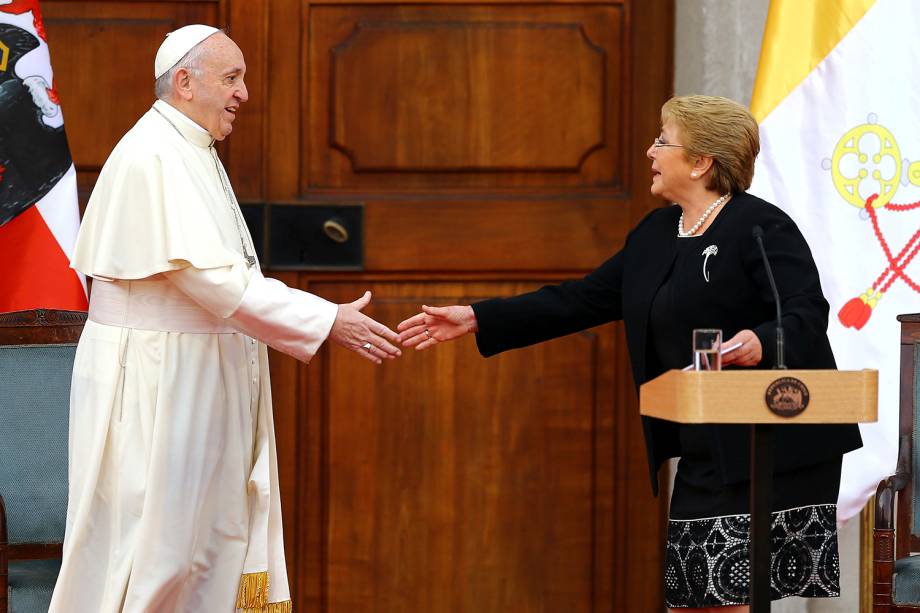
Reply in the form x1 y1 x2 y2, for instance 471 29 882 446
838 296 872 330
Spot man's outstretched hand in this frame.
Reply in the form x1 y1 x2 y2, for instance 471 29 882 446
330 291 401 364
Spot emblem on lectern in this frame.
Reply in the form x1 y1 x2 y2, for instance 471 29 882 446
764 377 810 417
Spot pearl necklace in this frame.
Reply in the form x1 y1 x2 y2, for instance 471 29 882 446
677 194 729 237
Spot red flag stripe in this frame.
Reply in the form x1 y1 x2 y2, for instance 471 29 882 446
0 206 87 312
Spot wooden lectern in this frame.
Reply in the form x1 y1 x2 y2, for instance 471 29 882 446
640 369 878 612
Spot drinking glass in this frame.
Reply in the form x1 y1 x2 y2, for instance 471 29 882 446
693 329 722 371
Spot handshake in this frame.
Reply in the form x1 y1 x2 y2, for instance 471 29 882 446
328 291 478 365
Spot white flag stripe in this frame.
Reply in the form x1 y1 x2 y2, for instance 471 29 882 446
35 164 86 292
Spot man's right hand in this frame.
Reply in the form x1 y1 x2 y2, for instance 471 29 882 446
329 291 401 364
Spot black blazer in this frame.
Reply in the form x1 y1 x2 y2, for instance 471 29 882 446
472 192 862 495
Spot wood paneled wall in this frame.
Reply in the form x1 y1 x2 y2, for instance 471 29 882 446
42 1 674 611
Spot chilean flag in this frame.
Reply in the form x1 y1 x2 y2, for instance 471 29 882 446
0 0 87 312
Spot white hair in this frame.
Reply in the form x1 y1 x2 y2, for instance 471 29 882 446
154 38 209 100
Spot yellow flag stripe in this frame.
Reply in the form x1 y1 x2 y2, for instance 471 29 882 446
751 0 875 122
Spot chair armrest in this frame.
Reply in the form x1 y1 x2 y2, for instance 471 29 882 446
876 434 911 530
874 435 910 609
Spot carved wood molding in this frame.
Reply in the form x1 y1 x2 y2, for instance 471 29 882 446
0 309 86 327
329 20 606 173
0 309 86 345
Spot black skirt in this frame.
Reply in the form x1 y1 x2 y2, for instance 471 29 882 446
664 425 841 608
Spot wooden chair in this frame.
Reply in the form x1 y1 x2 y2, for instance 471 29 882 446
0 309 86 613
875 313 920 611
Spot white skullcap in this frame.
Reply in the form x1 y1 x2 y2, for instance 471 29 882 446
154 24 220 79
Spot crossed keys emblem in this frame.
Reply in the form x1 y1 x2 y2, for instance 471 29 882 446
825 116 920 330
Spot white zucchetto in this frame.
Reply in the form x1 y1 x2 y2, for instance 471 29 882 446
154 24 220 79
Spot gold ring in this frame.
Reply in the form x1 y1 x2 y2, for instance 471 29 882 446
425 329 432 339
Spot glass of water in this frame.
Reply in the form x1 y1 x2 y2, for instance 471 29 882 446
693 329 722 371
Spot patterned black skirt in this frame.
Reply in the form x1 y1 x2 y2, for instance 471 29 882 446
664 425 842 608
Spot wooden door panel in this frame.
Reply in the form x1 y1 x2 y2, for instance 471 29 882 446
303 1 635 274
360 197 634 271
289 280 665 613
329 22 604 171
306 3 625 190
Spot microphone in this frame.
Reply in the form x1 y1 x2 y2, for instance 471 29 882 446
752 225 786 369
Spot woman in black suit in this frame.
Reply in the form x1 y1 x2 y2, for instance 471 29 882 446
397 95 861 611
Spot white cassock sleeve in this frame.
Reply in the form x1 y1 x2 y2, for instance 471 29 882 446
164 263 339 363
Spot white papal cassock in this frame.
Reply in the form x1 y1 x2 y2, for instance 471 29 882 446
49 99 338 613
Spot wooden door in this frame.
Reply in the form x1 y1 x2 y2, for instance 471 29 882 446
43 1 674 611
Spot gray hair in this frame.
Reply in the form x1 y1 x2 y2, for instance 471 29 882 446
154 40 209 100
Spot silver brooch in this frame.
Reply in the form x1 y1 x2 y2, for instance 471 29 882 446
702 245 718 283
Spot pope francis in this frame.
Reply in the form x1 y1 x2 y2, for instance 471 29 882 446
48 25 401 613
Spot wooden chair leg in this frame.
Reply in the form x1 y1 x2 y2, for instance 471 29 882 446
874 526 895 612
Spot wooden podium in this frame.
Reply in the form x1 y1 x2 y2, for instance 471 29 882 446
640 369 878 612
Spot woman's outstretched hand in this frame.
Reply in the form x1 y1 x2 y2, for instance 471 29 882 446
397 305 478 350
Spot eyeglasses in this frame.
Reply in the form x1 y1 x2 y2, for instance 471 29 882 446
652 137 684 149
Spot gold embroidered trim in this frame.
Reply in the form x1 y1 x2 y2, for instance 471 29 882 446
236 571 269 609
241 600 293 613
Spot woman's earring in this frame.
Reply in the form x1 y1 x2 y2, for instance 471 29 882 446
691 172 698 177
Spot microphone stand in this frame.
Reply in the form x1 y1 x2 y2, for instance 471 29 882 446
748 225 785 612
753 225 786 371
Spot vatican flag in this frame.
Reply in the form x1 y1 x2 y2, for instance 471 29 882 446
749 0 920 521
